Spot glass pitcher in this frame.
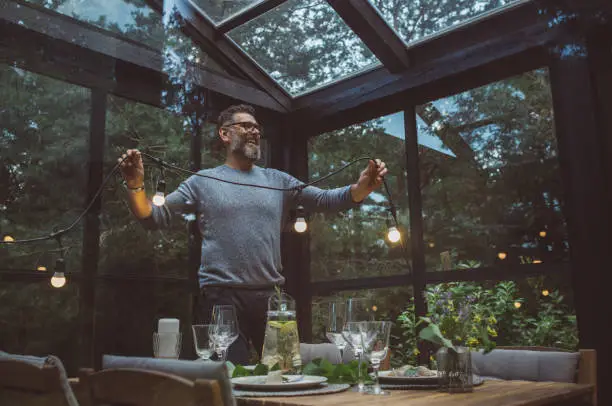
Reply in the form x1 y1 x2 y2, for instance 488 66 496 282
261 291 302 371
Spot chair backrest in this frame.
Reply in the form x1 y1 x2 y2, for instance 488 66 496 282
0 357 78 406
101 355 235 406
80 368 223 406
473 347 597 405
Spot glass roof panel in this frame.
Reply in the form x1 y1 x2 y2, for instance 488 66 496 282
369 0 522 45
228 0 381 96
191 0 265 24
24 0 228 74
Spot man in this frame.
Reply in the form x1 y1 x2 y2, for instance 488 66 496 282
119 104 388 364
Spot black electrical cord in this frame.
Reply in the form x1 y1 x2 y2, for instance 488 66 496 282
0 154 406 259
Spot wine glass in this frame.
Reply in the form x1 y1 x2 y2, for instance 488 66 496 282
341 321 367 392
346 297 372 323
361 321 392 395
191 324 215 361
344 298 371 391
212 304 238 326
209 321 239 361
210 305 239 361
326 301 348 358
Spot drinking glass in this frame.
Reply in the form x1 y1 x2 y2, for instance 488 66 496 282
209 321 239 361
344 298 371 391
326 301 348 358
212 304 238 326
361 321 392 395
153 332 182 359
191 324 215 361
341 321 367 392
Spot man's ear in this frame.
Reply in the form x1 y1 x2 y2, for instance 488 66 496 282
219 127 230 145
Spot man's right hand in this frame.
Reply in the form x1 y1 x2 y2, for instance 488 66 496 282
118 149 145 188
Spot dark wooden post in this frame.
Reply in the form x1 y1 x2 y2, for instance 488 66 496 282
548 31 612 404
81 88 106 369
276 121 313 343
404 107 429 364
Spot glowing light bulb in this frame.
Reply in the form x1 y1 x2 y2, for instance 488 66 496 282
294 217 307 233
533 259 542 264
152 192 166 206
37 265 47 272
50 272 66 288
387 226 401 243
539 230 547 238
514 301 522 309
3 235 15 242
428 242 435 248
542 289 549 296
498 252 507 260
371 305 378 312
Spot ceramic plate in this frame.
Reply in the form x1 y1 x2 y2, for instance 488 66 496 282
377 370 439 384
231 375 328 390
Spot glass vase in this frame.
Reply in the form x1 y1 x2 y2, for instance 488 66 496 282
436 346 473 393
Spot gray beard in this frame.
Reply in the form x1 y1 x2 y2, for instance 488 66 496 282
230 136 261 161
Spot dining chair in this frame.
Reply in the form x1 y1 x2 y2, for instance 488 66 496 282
79 368 224 406
0 353 79 406
100 355 235 406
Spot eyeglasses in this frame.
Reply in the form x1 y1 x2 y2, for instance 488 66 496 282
223 121 262 134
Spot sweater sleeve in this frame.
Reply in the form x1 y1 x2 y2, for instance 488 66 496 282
139 177 197 230
279 171 360 213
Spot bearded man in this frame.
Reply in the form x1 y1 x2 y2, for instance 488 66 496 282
119 104 387 364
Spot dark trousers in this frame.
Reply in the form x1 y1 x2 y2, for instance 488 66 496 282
198 286 274 365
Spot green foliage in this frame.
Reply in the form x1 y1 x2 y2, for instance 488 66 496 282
393 280 578 367
229 359 371 385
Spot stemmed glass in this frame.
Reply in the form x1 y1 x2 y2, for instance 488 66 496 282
326 301 348 358
191 324 215 361
343 298 371 391
361 321 392 395
210 305 239 361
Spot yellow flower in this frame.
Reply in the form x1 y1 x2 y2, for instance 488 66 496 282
429 355 435 362
488 316 497 324
474 315 482 323
467 338 479 347
413 348 420 355
487 327 498 337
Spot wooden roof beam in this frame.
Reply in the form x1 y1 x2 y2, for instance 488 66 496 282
0 1 287 112
171 0 292 111
327 0 410 73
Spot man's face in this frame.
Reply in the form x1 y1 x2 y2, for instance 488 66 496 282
222 112 261 161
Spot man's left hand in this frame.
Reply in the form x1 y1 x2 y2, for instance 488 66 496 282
350 159 388 203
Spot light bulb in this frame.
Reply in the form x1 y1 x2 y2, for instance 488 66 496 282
294 217 307 233
533 259 542 264
387 226 401 243
497 252 507 260
51 272 66 288
542 289 549 296
539 230 547 238
514 301 522 309
37 265 47 272
3 235 15 242
152 192 166 206
428 242 435 248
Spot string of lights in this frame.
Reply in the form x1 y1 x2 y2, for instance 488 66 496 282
1 153 409 287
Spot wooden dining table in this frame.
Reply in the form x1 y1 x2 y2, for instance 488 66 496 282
235 380 595 406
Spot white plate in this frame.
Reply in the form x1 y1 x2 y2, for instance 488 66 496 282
377 370 439 384
231 375 328 390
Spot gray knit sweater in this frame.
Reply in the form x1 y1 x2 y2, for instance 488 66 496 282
142 165 358 288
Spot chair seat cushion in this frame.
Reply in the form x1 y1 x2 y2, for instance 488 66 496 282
300 343 342 365
102 355 235 406
471 349 580 383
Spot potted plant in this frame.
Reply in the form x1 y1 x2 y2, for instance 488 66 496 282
418 286 497 393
